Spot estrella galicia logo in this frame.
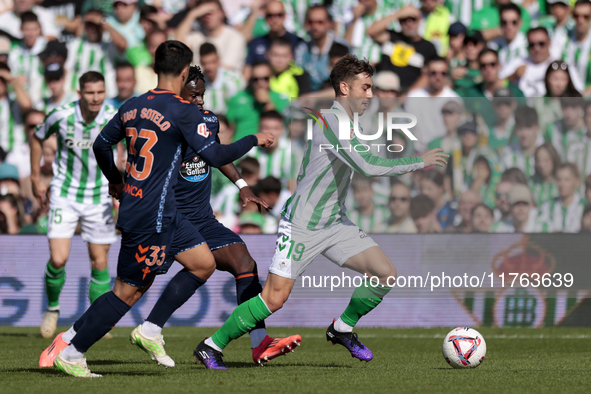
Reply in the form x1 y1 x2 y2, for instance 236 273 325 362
180 155 209 182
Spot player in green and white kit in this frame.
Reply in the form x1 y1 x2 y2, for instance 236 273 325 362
193 54 448 369
30 72 117 340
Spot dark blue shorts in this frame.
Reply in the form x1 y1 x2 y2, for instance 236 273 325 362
158 217 244 275
117 213 205 286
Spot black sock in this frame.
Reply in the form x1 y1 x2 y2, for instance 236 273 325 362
70 292 131 353
146 269 206 327
235 271 265 330
72 293 103 332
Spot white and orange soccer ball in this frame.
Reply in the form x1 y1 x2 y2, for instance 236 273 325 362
442 327 487 369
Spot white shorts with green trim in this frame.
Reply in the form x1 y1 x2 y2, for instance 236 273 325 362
47 194 116 244
269 215 378 279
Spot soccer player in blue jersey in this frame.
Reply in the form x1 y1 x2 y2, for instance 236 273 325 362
129 66 301 368
39 40 274 378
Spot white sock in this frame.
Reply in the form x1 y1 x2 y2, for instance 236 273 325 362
205 337 223 352
61 344 84 361
62 326 76 344
47 305 60 312
141 321 162 338
249 328 267 348
334 317 354 333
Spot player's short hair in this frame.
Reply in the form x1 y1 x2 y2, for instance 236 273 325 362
330 54 374 96
79 71 105 90
410 194 435 219
514 106 538 129
238 157 260 176
498 3 522 19
478 48 498 62
185 65 205 86
199 42 218 58
501 168 528 185
21 11 39 25
154 40 193 76
422 170 444 187
257 176 282 195
329 42 349 58
268 36 293 52
557 162 580 179
260 110 283 123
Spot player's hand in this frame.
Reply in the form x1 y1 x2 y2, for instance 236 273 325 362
254 132 274 147
421 148 449 168
109 182 124 200
239 187 270 213
31 178 49 209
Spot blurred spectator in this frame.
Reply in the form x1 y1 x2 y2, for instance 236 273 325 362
562 0 591 95
451 29 485 90
490 3 527 74
135 28 167 94
385 182 417 233
107 62 137 109
502 27 584 97
545 96 586 159
349 174 389 233
508 183 542 232
0 192 22 234
406 56 461 149
586 174 591 202
428 100 463 154
446 22 467 69
368 4 437 92
256 175 289 219
580 204 591 232
344 0 388 64
530 142 561 207
419 0 452 56
540 0 574 57
5 108 45 180
227 61 289 141
410 194 442 233
65 9 124 97
538 162 586 232
470 0 531 41
488 89 518 153
176 0 247 71
447 0 487 26
501 167 529 184
567 102 591 189
0 0 59 40
8 12 47 105
0 35 10 64
295 5 349 92
35 63 77 113
42 0 84 41
470 203 494 233
247 110 292 189
448 189 481 233
420 170 457 230
38 40 68 67
268 37 312 98
246 1 304 69
0 62 31 155
199 43 246 116
108 0 146 66
238 211 264 234
217 114 233 144
501 106 542 178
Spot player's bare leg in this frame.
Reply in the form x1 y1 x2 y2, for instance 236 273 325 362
213 244 302 365
326 246 397 362
41 238 71 338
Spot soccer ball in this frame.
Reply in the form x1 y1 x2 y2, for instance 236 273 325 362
442 327 486 369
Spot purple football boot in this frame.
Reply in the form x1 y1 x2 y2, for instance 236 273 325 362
193 339 227 369
326 320 373 362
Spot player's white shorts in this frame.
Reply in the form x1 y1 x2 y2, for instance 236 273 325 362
269 216 378 279
47 193 116 244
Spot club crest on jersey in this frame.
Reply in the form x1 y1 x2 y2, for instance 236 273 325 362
180 155 209 182
197 123 210 138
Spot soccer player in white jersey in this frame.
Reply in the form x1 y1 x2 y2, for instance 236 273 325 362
193 54 449 369
31 72 118 345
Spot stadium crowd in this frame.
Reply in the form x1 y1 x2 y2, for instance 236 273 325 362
1 0 591 236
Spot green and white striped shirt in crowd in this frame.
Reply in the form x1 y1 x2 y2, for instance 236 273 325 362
281 101 424 230
349 1 393 64
566 138 591 194
445 0 491 26
537 193 587 233
65 38 117 98
0 97 25 153
204 67 245 115
500 145 537 178
35 91 79 115
34 101 117 205
347 204 391 233
544 123 585 160
561 31 591 89
490 32 528 71
529 176 559 208
247 137 293 189
283 0 325 38
8 38 48 105
211 183 240 218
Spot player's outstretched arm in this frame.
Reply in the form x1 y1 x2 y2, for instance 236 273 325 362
194 133 274 168
421 148 449 168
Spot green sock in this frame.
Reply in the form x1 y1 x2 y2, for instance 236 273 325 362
340 282 393 327
212 295 272 349
89 268 111 304
45 261 65 309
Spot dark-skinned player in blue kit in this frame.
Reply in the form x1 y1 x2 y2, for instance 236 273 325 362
129 65 301 368
38 40 274 378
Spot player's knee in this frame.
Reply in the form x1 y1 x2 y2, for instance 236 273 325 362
90 256 108 271
49 256 68 270
372 262 397 283
234 255 256 275
263 289 290 313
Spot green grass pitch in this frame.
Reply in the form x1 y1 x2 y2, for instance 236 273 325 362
1 326 590 394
